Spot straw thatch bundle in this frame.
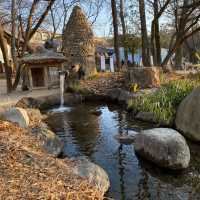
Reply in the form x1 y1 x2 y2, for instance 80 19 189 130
63 6 96 77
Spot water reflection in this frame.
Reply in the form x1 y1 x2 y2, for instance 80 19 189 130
65 105 100 157
46 103 200 200
118 145 126 200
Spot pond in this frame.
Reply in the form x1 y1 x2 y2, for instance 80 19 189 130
46 103 200 200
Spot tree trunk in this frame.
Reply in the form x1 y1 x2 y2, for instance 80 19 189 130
139 0 151 66
162 40 180 67
154 0 161 66
0 24 13 93
119 0 128 64
174 46 183 69
11 0 19 91
132 52 135 64
11 0 17 71
151 22 156 65
185 40 196 63
111 0 121 70
155 17 161 66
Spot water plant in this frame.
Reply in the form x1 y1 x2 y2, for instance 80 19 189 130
128 79 200 125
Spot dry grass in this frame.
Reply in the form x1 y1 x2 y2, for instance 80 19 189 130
0 121 104 200
161 71 193 84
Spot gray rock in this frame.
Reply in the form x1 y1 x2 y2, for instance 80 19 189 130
69 157 110 194
118 90 132 103
106 88 121 101
31 124 63 157
16 94 82 110
134 128 190 170
106 88 158 105
114 132 137 145
135 111 157 123
3 107 29 128
175 87 200 141
106 88 134 104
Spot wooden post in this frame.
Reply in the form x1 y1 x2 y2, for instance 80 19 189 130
44 66 49 89
28 67 33 90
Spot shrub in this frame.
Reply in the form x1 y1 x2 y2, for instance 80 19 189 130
128 79 200 125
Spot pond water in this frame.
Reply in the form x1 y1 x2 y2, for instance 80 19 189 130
46 103 200 200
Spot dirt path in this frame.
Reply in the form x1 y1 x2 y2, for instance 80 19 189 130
0 79 59 107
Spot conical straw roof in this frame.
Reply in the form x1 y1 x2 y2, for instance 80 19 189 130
63 6 95 56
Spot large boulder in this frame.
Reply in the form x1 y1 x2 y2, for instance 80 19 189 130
31 123 63 157
69 157 110 194
3 107 29 128
175 87 200 141
127 67 160 89
134 128 190 170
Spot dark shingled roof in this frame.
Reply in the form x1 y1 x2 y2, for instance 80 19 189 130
20 50 67 65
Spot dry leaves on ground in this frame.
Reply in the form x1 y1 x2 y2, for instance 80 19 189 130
0 121 104 200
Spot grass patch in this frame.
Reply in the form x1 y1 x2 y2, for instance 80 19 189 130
128 79 200 125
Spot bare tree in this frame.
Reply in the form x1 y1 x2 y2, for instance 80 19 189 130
139 0 151 66
119 0 128 64
162 0 200 67
111 0 121 70
148 0 171 66
0 23 12 93
0 0 56 93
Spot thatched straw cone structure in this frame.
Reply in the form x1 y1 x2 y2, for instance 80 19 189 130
63 6 96 78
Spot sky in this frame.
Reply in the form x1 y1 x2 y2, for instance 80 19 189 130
92 7 111 37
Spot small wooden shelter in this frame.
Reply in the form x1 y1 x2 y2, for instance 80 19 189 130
20 49 67 90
